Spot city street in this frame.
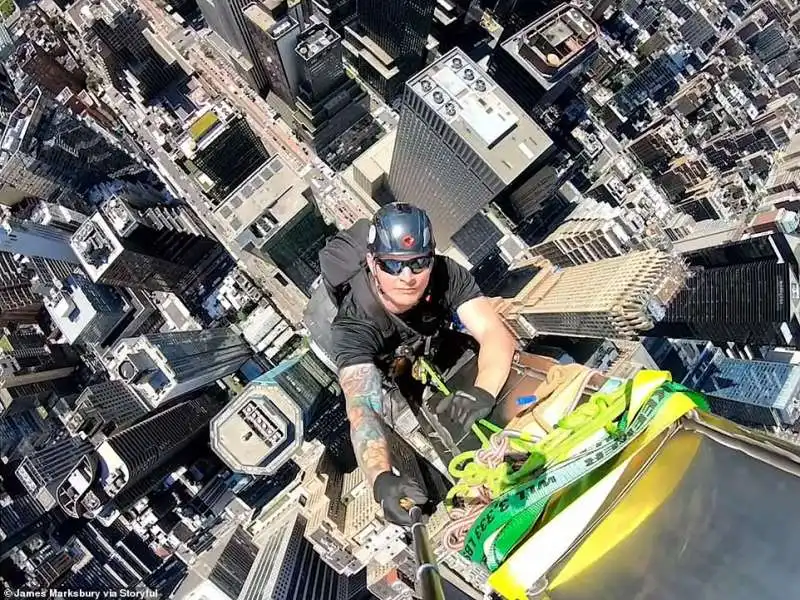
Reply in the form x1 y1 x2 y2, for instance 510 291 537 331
136 0 308 172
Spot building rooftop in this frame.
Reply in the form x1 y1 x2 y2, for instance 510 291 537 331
210 372 303 476
214 156 309 246
407 49 553 184
296 23 339 61
179 104 237 158
0 87 41 168
44 275 130 344
243 3 295 39
671 218 746 255
70 213 124 283
501 4 599 83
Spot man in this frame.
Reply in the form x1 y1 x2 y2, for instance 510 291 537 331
324 203 517 526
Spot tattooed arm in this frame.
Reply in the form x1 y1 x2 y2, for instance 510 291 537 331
339 363 391 486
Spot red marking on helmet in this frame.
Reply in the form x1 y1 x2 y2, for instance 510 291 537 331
401 235 415 249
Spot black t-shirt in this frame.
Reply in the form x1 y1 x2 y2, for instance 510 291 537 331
331 256 482 370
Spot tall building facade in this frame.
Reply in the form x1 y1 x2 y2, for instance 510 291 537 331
197 0 269 92
0 87 140 206
15 436 94 511
490 4 599 113
683 348 800 427
215 155 335 297
496 250 687 340
237 510 355 600
43 274 132 347
612 50 686 116
311 0 357 34
75 0 185 103
388 48 554 244
1 251 43 326
70 196 222 294
57 393 223 520
107 328 251 407
530 196 667 267
491 0 564 40
179 110 271 205
357 0 434 63
62 381 149 438
650 230 800 347
0 216 78 263
244 6 301 107
344 0 436 101
0 330 81 414
293 23 369 155
173 525 259 600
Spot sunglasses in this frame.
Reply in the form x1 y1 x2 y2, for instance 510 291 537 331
375 255 434 275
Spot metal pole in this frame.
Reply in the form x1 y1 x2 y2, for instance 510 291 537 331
409 506 446 600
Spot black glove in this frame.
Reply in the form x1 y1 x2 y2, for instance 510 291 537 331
433 385 496 446
373 471 428 526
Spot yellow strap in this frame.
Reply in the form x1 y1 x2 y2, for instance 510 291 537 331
487 391 697 600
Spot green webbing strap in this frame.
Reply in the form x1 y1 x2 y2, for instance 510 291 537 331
462 380 675 570
413 356 451 396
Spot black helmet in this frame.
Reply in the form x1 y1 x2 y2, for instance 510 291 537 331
368 203 435 257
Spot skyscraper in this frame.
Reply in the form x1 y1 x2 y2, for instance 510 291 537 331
0 406 50 462
178 109 271 205
388 48 554 244
0 61 18 120
490 4 599 113
0 216 79 263
61 381 149 438
683 348 800 427
7 33 86 98
210 358 306 476
0 330 81 414
214 155 335 297
357 0 434 64
496 250 687 340
70 195 222 294
197 0 269 92
0 251 41 326
293 23 369 155
651 229 800 347
312 0 357 34
244 6 301 106
172 525 259 600
71 0 186 103
237 510 354 600
612 50 686 116
344 0 436 101
57 393 223 519
530 196 662 267
491 0 565 40
107 328 250 407
0 87 140 206
43 274 132 347
15 436 93 510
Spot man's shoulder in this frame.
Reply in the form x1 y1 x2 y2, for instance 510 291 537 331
333 274 388 332
433 254 470 276
431 255 482 309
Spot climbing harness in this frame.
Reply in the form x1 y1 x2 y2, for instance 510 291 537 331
413 356 452 396
442 371 709 572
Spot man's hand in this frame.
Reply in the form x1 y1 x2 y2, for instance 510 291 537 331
433 385 495 445
373 471 428 526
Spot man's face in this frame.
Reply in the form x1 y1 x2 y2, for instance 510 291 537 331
368 252 433 310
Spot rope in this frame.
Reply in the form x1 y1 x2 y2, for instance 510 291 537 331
441 367 601 552
442 434 508 550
